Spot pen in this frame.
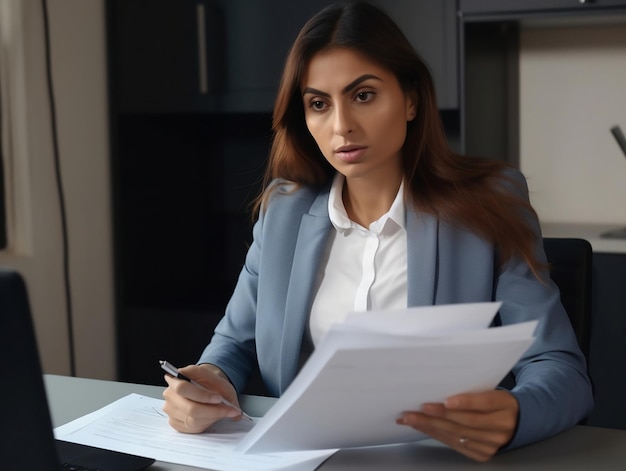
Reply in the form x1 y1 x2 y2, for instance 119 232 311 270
610 125 626 158
159 360 254 421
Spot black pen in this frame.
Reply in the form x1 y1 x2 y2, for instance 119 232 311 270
159 360 254 421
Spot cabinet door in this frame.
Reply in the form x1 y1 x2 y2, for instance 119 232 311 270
109 0 224 112
218 0 330 112
588 253 626 430
371 0 458 109
460 0 626 16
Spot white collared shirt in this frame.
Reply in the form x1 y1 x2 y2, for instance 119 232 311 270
308 174 408 346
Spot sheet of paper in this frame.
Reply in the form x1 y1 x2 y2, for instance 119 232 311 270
341 301 502 336
237 317 536 454
54 394 337 471
321 315 537 352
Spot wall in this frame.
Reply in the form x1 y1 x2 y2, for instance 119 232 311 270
519 24 626 225
0 0 114 378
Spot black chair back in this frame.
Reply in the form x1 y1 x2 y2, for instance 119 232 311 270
542 237 593 360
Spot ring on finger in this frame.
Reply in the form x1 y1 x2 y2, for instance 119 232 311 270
459 437 469 446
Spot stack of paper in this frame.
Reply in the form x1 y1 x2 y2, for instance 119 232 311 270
237 302 536 454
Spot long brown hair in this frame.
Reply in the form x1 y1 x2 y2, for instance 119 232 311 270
256 1 543 277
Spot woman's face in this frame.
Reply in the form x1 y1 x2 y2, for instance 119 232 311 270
301 47 416 185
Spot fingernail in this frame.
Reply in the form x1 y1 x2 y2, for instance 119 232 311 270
445 397 460 408
206 394 223 404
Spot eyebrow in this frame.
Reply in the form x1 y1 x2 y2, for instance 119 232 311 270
302 74 383 98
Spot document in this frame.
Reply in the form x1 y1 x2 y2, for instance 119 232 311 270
340 301 502 335
236 302 536 454
54 394 337 470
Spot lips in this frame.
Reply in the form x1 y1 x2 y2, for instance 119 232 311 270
335 144 367 163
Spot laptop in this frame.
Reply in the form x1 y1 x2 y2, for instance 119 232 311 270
0 268 155 470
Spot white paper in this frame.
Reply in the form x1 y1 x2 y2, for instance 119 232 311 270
341 301 502 336
54 394 336 471
237 302 536 454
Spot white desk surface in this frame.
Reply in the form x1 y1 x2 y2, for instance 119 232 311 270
541 222 626 254
45 374 626 470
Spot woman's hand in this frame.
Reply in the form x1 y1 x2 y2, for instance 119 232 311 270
162 363 242 433
396 390 519 462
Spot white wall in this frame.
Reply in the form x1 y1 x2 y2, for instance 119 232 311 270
0 0 114 379
520 24 626 225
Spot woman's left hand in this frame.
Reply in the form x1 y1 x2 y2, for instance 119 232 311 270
396 390 519 462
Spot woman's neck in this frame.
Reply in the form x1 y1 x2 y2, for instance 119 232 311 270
342 175 402 228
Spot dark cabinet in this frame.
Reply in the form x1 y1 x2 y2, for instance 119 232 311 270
460 0 626 17
108 0 225 112
588 253 626 430
108 0 329 113
108 0 458 114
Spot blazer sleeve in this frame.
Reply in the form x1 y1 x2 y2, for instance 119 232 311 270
495 169 594 449
197 181 320 395
196 203 266 393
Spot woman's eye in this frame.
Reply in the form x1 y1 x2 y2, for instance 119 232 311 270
355 91 373 102
311 100 326 111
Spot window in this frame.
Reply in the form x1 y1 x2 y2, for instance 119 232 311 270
0 0 33 254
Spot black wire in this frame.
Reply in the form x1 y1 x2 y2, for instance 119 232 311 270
0 67 6 249
41 0 76 377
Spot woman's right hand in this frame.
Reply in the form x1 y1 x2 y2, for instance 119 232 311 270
162 363 242 433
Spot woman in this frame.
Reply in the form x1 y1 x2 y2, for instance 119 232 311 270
163 1 593 462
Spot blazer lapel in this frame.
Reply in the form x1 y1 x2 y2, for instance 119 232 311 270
279 191 331 393
406 209 439 306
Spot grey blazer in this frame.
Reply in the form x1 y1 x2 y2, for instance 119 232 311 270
199 171 593 449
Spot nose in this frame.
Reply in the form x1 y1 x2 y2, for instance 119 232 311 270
333 104 354 136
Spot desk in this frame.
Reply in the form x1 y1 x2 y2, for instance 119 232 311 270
45 374 626 470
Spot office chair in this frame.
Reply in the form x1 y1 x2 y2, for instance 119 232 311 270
542 237 593 360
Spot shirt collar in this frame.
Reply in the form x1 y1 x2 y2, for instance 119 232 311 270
327 173 406 233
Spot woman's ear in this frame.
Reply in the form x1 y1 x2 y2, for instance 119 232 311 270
407 105 416 121
406 92 418 122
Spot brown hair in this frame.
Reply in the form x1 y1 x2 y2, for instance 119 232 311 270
256 1 543 277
